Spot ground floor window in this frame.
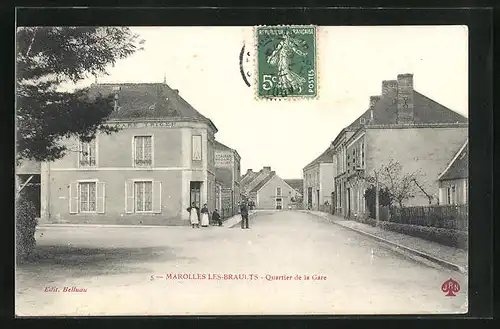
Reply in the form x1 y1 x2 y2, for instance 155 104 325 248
276 198 282 210
79 182 96 212
69 180 105 214
135 181 153 212
125 180 162 213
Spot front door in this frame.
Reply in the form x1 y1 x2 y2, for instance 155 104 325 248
317 189 320 210
190 181 201 208
307 187 312 208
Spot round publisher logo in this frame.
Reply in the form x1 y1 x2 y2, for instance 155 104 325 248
441 278 460 296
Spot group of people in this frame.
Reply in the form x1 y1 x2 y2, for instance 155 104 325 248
186 201 250 229
187 202 222 228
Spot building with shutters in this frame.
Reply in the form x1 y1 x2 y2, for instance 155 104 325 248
302 146 335 211
331 73 468 218
213 140 241 218
40 82 219 225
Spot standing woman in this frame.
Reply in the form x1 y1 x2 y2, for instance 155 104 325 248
187 202 200 228
200 203 210 227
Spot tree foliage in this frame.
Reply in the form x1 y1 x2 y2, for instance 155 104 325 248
16 27 145 164
365 159 428 208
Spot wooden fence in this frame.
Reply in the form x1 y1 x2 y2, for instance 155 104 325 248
381 204 468 231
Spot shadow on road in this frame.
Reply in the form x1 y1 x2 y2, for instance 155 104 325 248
17 245 197 284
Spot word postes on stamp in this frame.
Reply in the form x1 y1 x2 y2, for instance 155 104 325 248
255 25 317 99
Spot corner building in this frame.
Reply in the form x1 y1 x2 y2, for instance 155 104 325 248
40 82 218 225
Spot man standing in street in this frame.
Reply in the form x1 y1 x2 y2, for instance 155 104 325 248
240 201 249 229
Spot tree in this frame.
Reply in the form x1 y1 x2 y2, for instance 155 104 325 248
365 159 428 208
15 27 144 261
16 27 145 164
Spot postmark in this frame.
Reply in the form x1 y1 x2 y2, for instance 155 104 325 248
255 25 317 99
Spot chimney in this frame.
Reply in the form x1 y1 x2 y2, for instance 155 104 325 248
263 166 271 172
381 80 398 96
396 73 415 124
369 95 381 108
246 169 253 174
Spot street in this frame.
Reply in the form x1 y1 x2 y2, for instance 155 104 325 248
16 211 468 316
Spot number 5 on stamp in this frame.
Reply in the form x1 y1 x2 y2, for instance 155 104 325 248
255 25 317 99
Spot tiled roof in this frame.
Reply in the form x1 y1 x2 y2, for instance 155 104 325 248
284 179 303 192
304 147 334 170
249 172 276 193
241 171 258 186
438 140 468 181
214 140 233 151
88 82 217 131
346 91 468 130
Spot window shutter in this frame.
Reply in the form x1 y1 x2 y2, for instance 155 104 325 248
96 182 106 214
152 181 162 213
69 182 78 214
125 180 134 213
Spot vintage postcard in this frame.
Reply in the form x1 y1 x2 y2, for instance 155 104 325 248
15 25 469 316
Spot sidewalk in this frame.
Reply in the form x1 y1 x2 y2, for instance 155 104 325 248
223 211 256 228
304 210 468 274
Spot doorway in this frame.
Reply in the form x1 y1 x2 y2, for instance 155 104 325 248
316 189 320 210
307 187 312 209
347 187 351 217
190 181 202 208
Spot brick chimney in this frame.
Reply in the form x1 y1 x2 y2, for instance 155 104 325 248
381 80 398 96
246 169 253 174
396 73 415 124
368 95 380 123
263 166 271 172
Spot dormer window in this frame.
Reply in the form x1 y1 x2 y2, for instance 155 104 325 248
360 118 366 124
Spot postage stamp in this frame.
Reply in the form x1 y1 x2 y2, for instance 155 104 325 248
255 25 317 99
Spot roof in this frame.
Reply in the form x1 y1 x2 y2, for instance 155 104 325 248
249 171 276 193
240 171 258 186
243 169 271 193
438 140 468 181
284 179 303 192
304 147 334 170
214 140 241 159
88 82 217 132
346 90 468 130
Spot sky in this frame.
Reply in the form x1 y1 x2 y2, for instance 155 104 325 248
60 26 468 179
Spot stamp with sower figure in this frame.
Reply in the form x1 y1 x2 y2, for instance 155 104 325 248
255 25 317 99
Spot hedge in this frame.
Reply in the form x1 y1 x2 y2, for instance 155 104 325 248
16 196 38 262
378 221 468 250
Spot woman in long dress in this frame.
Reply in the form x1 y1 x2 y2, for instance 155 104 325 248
187 202 199 228
200 203 210 227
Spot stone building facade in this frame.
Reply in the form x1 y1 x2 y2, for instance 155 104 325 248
214 140 241 218
331 74 468 218
40 82 219 225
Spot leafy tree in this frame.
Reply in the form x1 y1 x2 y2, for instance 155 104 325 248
16 27 144 164
15 27 144 261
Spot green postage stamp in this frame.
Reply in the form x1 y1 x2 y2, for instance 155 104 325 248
255 25 317 99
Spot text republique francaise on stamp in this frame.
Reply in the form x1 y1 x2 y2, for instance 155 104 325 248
255 25 317 99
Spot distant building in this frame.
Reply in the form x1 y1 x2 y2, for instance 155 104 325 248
302 147 335 210
41 82 219 225
214 140 241 218
283 179 304 199
241 166 301 210
438 139 468 205
331 73 468 218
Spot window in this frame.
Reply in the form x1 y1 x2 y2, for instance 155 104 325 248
125 180 162 213
361 142 365 167
79 182 96 212
446 187 451 204
451 185 456 205
360 118 366 124
79 139 97 167
69 181 105 214
192 135 202 161
134 136 152 167
135 181 153 212
276 187 282 196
